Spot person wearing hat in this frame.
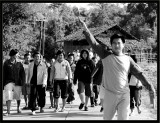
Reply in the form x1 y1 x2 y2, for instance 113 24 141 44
27 51 47 115
78 19 156 120
3 49 25 116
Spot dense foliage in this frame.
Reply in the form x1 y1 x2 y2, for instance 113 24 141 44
2 2 157 60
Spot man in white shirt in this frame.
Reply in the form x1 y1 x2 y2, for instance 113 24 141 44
78 18 156 120
50 49 72 112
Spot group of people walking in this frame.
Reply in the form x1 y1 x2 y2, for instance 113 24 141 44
3 18 156 120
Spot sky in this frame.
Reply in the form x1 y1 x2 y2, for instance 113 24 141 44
46 3 125 10
66 3 125 9
66 3 91 10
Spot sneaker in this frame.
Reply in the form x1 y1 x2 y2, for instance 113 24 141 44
100 107 103 112
79 103 84 110
31 111 36 115
84 106 88 111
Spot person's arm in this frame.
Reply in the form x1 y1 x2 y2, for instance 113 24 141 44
129 57 156 97
3 61 7 89
42 63 48 87
79 19 110 59
49 62 55 83
73 61 79 85
66 61 72 83
91 62 100 78
20 63 25 86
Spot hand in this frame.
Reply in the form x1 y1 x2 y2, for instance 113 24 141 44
42 84 46 88
73 7 80 17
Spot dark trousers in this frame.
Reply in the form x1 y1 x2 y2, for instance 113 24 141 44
129 86 142 109
90 85 100 105
29 84 46 111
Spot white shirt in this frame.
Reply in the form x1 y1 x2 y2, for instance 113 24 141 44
129 75 142 86
51 59 72 80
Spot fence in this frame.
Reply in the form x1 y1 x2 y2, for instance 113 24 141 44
128 53 157 63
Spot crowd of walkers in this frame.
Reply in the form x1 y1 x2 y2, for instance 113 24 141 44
3 18 156 120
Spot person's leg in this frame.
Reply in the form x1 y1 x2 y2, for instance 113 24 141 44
135 89 141 114
103 90 117 120
94 85 99 106
77 81 85 109
14 85 22 113
60 80 68 110
117 92 130 120
4 83 14 115
53 80 60 111
84 83 92 111
100 98 104 112
24 95 27 107
129 86 135 116
37 85 46 113
29 85 37 114
22 84 28 109
6 100 11 114
49 92 54 108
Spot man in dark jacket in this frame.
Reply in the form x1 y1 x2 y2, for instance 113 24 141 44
3 49 25 116
73 49 95 111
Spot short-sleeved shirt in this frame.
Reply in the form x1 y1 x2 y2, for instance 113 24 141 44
102 54 130 94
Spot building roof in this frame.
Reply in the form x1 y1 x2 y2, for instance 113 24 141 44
56 24 139 43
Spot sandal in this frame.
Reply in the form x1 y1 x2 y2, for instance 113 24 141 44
49 106 54 109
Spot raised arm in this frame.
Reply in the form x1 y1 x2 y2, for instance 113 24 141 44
79 18 110 59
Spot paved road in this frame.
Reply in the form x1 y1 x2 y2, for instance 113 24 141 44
3 86 156 120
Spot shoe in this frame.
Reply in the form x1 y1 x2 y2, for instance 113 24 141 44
17 109 22 113
3 112 10 116
95 103 98 106
60 107 66 112
22 106 29 110
100 107 103 112
91 104 95 107
31 111 36 115
54 107 60 112
40 108 44 113
138 109 141 114
35 107 39 110
79 103 84 110
129 109 133 116
84 106 88 111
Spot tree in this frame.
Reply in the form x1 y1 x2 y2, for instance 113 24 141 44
3 3 30 28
